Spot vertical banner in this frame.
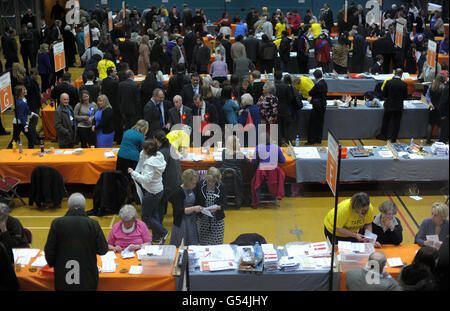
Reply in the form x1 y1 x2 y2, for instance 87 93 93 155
427 40 437 68
344 0 348 23
108 11 113 31
122 1 126 19
53 41 66 72
395 22 403 48
84 25 90 50
326 131 342 291
326 132 340 197
0 72 13 113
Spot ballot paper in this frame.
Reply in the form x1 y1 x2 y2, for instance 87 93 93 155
31 256 48 267
409 196 423 201
104 151 115 158
293 147 321 159
63 150 73 155
206 260 236 271
378 150 394 158
121 246 136 259
16 256 32 265
201 209 213 217
364 230 378 245
101 251 117 261
387 257 404 267
101 259 116 273
13 249 40 262
128 266 143 274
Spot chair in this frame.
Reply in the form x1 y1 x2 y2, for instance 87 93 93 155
23 228 32 247
0 175 26 206
29 166 65 208
219 168 243 208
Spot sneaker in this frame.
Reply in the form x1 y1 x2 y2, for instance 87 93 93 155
159 231 169 245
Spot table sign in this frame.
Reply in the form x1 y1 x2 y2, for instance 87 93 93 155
53 41 65 73
0 72 13 113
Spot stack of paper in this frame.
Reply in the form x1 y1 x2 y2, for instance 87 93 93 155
293 147 321 159
338 241 375 254
128 266 143 274
285 244 311 257
120 246 136 259
278 256 300 271
431 142 449 155
104 151 115 158
205 260 236 271
387 257 404 268
298 256 317 270
261 244 278 271
31 256 48 267
137 245 163 260
101 260 116 273
309 242 331 256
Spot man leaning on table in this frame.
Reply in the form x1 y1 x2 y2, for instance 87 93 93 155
345 251 402 291
53 93 76 148
44 193 108 291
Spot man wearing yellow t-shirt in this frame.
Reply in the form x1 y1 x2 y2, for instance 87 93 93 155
324 192 380 247
275 18 287 40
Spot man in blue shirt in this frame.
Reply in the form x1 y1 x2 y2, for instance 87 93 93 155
234 20 247 39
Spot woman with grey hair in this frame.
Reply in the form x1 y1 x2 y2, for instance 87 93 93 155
107 204 152 252
0 203 29 249
237 93 261 146
256 81 279 127
371 201 403 245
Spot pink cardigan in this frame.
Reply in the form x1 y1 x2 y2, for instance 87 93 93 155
108 219 152 249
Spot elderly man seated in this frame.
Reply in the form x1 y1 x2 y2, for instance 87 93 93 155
108 205 152 251
0 202 29 249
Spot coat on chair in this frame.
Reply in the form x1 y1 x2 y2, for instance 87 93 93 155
93 170 129 216
29 166 65 208
251 166 285 209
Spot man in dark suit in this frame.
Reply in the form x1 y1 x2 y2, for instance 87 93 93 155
371 55 384 74
192 94 218 145
118 37 138 72
321 3 334 32
306 70 328 145
181 73 201 109
243 30 259 66
378 68 408 143
171 36 186 73
167 63 190 101
183 26 197 70
118 70 141 131
192 37 210 74
274 71 294 144
24 68 42 145
2 27 19 71
143 88 172 138
51 72 79 109
222 35 233 74
350 31 367 73
371 32 386 66
100 67 121 142
167 95 193 130
384 27 396 73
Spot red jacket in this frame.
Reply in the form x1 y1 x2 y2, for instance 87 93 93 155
315 39 331 63
251 166 286 209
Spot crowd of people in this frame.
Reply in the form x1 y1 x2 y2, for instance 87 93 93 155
0 1 449 291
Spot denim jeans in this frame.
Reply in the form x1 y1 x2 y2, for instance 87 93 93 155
142 190 167 240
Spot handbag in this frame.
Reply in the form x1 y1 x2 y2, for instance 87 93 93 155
239 109 255 132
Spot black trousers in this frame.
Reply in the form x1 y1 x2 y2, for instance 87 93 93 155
278 115 295 142
333 63 347 74
380 110 403 142
324 227 358 243
440 116 449 143
40 74 51 92
77 127 96 148
307 108 326 144
8 123 34 149
21 52 35 74
297 54 309 74
260 60 275 74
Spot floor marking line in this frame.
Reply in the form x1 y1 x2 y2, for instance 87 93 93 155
387 194 416 239
108 215 116 229
393 190 420 229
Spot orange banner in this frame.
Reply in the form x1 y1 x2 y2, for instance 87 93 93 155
395 23 403 48
53 41 66 73
84 25 90 49
108 11 113 31
427 40 437 68
0 72 13 113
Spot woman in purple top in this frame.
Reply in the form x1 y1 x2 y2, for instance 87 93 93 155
209 54 228 84
37 43 52 91
415 202 449 249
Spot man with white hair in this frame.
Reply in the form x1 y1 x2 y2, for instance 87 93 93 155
345 251 402 291
0 203 29 249
167 94 193 130
44 193 108 291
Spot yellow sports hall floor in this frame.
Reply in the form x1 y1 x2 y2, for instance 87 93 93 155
0 54 447 251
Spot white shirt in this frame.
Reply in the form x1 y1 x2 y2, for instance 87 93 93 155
178 45 185 64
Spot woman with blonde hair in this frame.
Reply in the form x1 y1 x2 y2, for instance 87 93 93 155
37 43 52 91
416 202 449 249
169 169 204 247
92 94 114 147
138 35 151 75
195 167 227 245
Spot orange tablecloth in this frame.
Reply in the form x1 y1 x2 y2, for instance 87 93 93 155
16 250 176 291
0 148 117 184
438 53 449 65
179 147 297 180
41 105 56 140
339 244 420 291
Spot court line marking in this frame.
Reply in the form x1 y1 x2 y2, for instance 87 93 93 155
393 190 420 229
23 226 116 230
14 215 114 218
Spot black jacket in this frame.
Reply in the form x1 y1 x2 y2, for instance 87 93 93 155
140 73 160 108
94 107 114 134
2 35 19 61
279 38 291 63
24 76 41 112
252 81 265 102
168 186 189 228
183 31 197 63
167 105 193 129
275 80 294 118
439 85 449 119
29 166 65 207
0 241 19 291
118 79 141 117
166 73 190 101
382 77 408 111
194 179 227 221
143 99 172 137
309 79 328 112
158 141 183 197
0 216 29 250
93 170 129 216
44 208 108 291
51 82 79 109
181 83 199 109
243 37 259 63
192 102 219 125
100 76 119 113
371 217 403 245
192 44 210 73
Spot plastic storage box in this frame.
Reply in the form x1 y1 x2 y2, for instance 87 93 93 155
141 245 177 275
